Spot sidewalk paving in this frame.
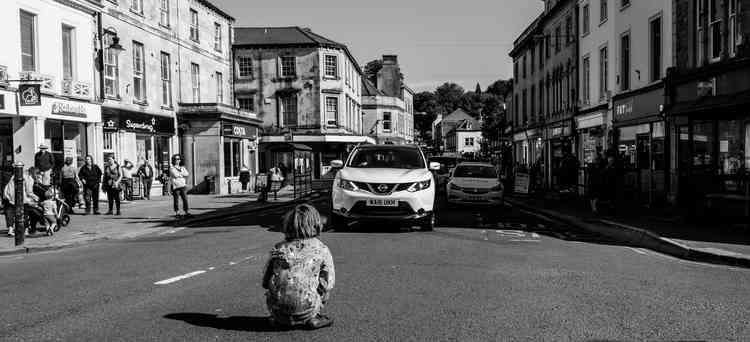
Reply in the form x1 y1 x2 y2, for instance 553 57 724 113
1 187 311 256
506 192 750 268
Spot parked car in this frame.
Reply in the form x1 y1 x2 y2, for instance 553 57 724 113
445 162 504 205
330 144 441 231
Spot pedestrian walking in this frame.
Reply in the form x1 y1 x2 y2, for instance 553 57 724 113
78 155 102 215
601 150 620 215
102 157 122 216
34 144 55 186
587 152 606 214
60 157 79 213
121 159 135 201
137 158 155 200
3 167 39 236
262 204 335 330
239 165 251 191
169 154 190 218
560 151 580 193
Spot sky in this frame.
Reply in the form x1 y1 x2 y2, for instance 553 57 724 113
215 0 544 93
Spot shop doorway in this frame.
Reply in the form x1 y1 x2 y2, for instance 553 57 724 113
0 119 13 191
44 120 87 184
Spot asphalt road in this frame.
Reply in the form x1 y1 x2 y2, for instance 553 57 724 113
1 196 749 342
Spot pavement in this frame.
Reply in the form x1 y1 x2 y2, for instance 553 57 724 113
0 186 309 256
1 195 749 341
505 192 750 269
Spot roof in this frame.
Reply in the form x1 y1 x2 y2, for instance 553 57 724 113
456 118 481 131
362 79 385 96
442 108 476 123
197 0 234 21
233 27 362 74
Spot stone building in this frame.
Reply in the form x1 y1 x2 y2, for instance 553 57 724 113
232 27 369 179
0 0 101 187
445 118 482 158
361 55 415 144
666 0 750 217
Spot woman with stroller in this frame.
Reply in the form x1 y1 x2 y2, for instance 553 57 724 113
103 157 122 216
3 167 40 236
60 157 79 214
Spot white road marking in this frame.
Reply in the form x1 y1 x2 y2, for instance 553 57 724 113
208 267 215 270
159 227 186 235
627 247 648 255
495 230 527 238
509 239 540 242
154 270 206 285
229 262 237 265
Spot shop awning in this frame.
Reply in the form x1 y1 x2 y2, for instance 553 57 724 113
266 143 313 152
668 89 750 116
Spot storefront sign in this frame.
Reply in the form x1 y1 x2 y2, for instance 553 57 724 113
51 102 87 118
19 84 41 106
514 173 530 194
221 123 257 139
613 87 664 124
614 100 633 119
102 111 175 134
576 112 605 130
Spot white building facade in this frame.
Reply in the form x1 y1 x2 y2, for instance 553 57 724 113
0 0 101 180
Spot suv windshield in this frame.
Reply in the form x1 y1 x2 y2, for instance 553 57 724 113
453 165 497 179
348 147 425 169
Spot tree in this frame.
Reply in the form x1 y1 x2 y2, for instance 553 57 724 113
475 83 482 94
413 91 439 142
485 79 512 97
434 82 465 115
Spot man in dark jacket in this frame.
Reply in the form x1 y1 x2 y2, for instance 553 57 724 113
34 144 55 186
78 155 102 215
137 158 154 200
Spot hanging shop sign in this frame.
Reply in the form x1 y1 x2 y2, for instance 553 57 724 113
19 84 41 106
221 123 258 139
102 111 175 134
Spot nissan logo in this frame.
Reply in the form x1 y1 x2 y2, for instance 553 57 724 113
377 184 389 193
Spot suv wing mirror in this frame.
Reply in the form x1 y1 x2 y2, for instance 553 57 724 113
331 160 344 168
429 162 441 171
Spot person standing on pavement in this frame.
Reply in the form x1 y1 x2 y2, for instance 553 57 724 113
60 157 79 213
78 155 102 215
169 154 191 218
587 152 606 214
239 165 251 191
34 144 55 186
102 157 122 216
137 158 154 200
121 159 135 201
3 167 39 236
602 150 620 215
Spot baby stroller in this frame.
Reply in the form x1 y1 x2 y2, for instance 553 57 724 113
25 187 70 236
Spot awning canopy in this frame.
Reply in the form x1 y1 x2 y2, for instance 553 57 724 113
266 143 313 152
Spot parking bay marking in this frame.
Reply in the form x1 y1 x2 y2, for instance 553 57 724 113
154 270 207 285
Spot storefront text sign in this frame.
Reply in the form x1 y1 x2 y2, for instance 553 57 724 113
222 123 258 139
125 118 156 133
19 84 41 106
51 102 87 118
615 100 633 119
102 111 175 134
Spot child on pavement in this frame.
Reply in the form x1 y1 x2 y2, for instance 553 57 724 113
262 204 335 330
41 189 58 235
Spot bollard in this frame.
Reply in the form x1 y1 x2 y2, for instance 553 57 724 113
13 162 24 246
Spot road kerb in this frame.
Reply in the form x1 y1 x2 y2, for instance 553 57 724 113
505 197 750 269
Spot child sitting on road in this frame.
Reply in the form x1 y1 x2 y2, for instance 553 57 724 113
262 203 335 330
41 189 58 235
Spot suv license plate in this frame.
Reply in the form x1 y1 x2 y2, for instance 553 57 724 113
366 199 398 207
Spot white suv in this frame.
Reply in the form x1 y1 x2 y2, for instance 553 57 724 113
330 144 440 231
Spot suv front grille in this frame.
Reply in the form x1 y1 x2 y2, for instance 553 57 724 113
354 182 414 194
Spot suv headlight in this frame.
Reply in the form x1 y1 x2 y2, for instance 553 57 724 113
407 179 431 192
339 179 358 191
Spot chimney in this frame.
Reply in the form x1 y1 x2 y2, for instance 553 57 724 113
377 55 403 98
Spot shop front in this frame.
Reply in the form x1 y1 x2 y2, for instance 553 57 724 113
0 88 19 191
612 84 668 206
545 120 574 190
102 109 176 197
220 123 259 194
512 128 544 191
574 107 610 196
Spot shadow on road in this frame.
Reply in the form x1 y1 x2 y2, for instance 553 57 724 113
164 313 294 332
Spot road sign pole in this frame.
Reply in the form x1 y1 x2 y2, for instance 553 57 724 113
14 162 25 246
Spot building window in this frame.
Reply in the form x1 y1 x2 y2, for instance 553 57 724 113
61 25 75 80
729 0 739 57
216 71 223 103
104 32 119 97
522 54 527 78
280 56 296 77
281 95 298 126
555 26 561 52
189 9 199 42
565 16 573 44
514 61 518 83
325 97 338 127
190 63 200 102
160 52 171 107
160 0 170 27
708 0 721 61
599 45 608 100
582 56 590 104
530 48 535 75
696 0 706 66
214 23 222 52
20 10 37 72
582 4 590 35
131 0 143 14
620 33 630 91
600 0 608 22
539 41 544 68
223 139 241 178
465 138 474 146
132 41 146 102
325 55 338 78
514 94 519 121
522 89 527 122
650 17 662 82
237 96 254 111
530 85 536 118
383 112 392 131
237 56 252 78
545 34 551 59
539 81 545 114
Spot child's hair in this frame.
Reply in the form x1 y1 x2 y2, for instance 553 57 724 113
281 204 322 241
44 189 55 200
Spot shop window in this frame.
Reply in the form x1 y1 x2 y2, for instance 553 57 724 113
224 139 242 177
136 134 153 164
44 120 87 174
103 131 116 162
692 121 715 169
718 120 745 175
156 136 171 171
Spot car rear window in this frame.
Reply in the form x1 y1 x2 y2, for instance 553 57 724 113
453 165 497 178
348 147 425 169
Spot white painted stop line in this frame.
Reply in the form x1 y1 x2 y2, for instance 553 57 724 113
154 270 206 285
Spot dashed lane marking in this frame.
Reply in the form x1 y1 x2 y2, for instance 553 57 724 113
159 227 186 236
155 270 207 285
